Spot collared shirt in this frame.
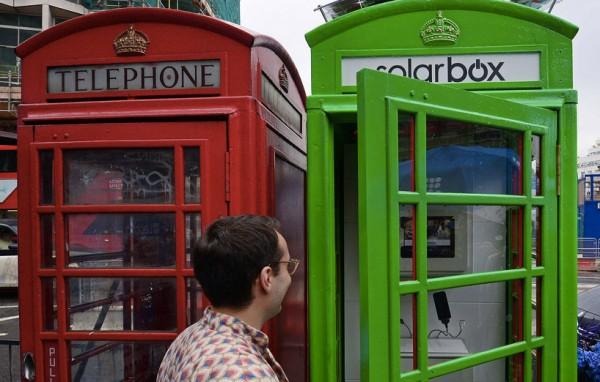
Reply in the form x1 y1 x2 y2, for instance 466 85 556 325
157 307 288 382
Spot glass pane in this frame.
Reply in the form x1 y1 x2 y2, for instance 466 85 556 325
532 207 541 266
66 213 175 268
64 149 174 205
19 14 41 28
184 147 200 203
185 213 201 267
70 341 169 382
41 214 55 268
0 46 16 66
42 278 57 330
594 176 600 201
39 150 54 205
427 281 522 366
400 294 417 373
426 117 522 195
0 28 17 45
68 278 177 331
532 277 541 338
398 113 415 191
399 205 416 280
0 13 18 26
426 205 522 277
19 28 38 43
585 178 592 201
531 135 541 196
186 277 203 325
532 348 542 382
430 357 510 382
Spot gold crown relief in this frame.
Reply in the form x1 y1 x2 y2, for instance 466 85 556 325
113 25 150 56
420 11 460 45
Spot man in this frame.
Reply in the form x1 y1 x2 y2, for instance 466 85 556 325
157 215 298 381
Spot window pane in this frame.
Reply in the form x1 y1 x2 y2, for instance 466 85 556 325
66 213 175 268
426 117 522 194
19 28 38 43
532 207 541 266
398 113 415 191
184 147 200 203
532 277 541 337
0 148 16 172
422 205 522 277
70 341 169 381
19 14 41 28
0 46 17 66
427 282 523 368
68 278 177 331
41 214 55 268
400 294 417 373
185 213 201 267
399 205 416 280
42 278 57 330
531 135 541 196
594 175 600 201
0 13 18 26
0 28 17 45
64 149 174 205
39 150 54 205
186 277 203 325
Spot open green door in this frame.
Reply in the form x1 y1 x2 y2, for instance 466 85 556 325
356 69 559 381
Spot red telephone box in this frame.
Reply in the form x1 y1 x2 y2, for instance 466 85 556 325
16 8 307 381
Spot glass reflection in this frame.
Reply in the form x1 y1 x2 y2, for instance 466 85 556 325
422 117 522 195
66 213 175 268
42 278 57 330
186 277 203 325
185 213 201 267
401 205 522 277
64 149 174 205
399 205 416 280
40 150 54 205
70 341 168 382
184 147 201 203
41 214 55 268
398 113 415 191
531 135 541 196
68 277 177 331
400 294 417 373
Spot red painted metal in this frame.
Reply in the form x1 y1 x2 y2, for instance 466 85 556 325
17 7 307 382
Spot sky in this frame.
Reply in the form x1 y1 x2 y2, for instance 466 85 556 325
240 0 599 157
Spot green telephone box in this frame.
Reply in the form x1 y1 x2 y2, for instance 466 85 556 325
306 1 578 381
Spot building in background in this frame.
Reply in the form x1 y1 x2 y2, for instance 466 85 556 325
0 0 240 139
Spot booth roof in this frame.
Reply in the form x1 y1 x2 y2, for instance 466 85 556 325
306 0 579 47
15 7 306 103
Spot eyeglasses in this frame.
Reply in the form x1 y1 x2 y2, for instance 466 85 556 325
271 258 300 276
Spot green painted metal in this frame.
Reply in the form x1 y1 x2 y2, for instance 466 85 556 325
306 1 577 381
356 68 557 381
307 0 577 95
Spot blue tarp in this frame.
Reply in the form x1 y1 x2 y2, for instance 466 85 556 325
399 145 520 194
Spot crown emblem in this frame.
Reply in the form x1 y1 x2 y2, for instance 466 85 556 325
278 65 289 93
113 25 150 56
420 11 460 45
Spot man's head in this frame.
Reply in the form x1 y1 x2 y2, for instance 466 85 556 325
193 215 295 315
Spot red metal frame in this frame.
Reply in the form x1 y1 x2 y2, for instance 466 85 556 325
17 8 307 381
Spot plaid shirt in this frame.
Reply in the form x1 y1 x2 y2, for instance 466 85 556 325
157 307 288 382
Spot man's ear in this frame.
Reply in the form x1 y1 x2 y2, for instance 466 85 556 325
258 265 273 293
